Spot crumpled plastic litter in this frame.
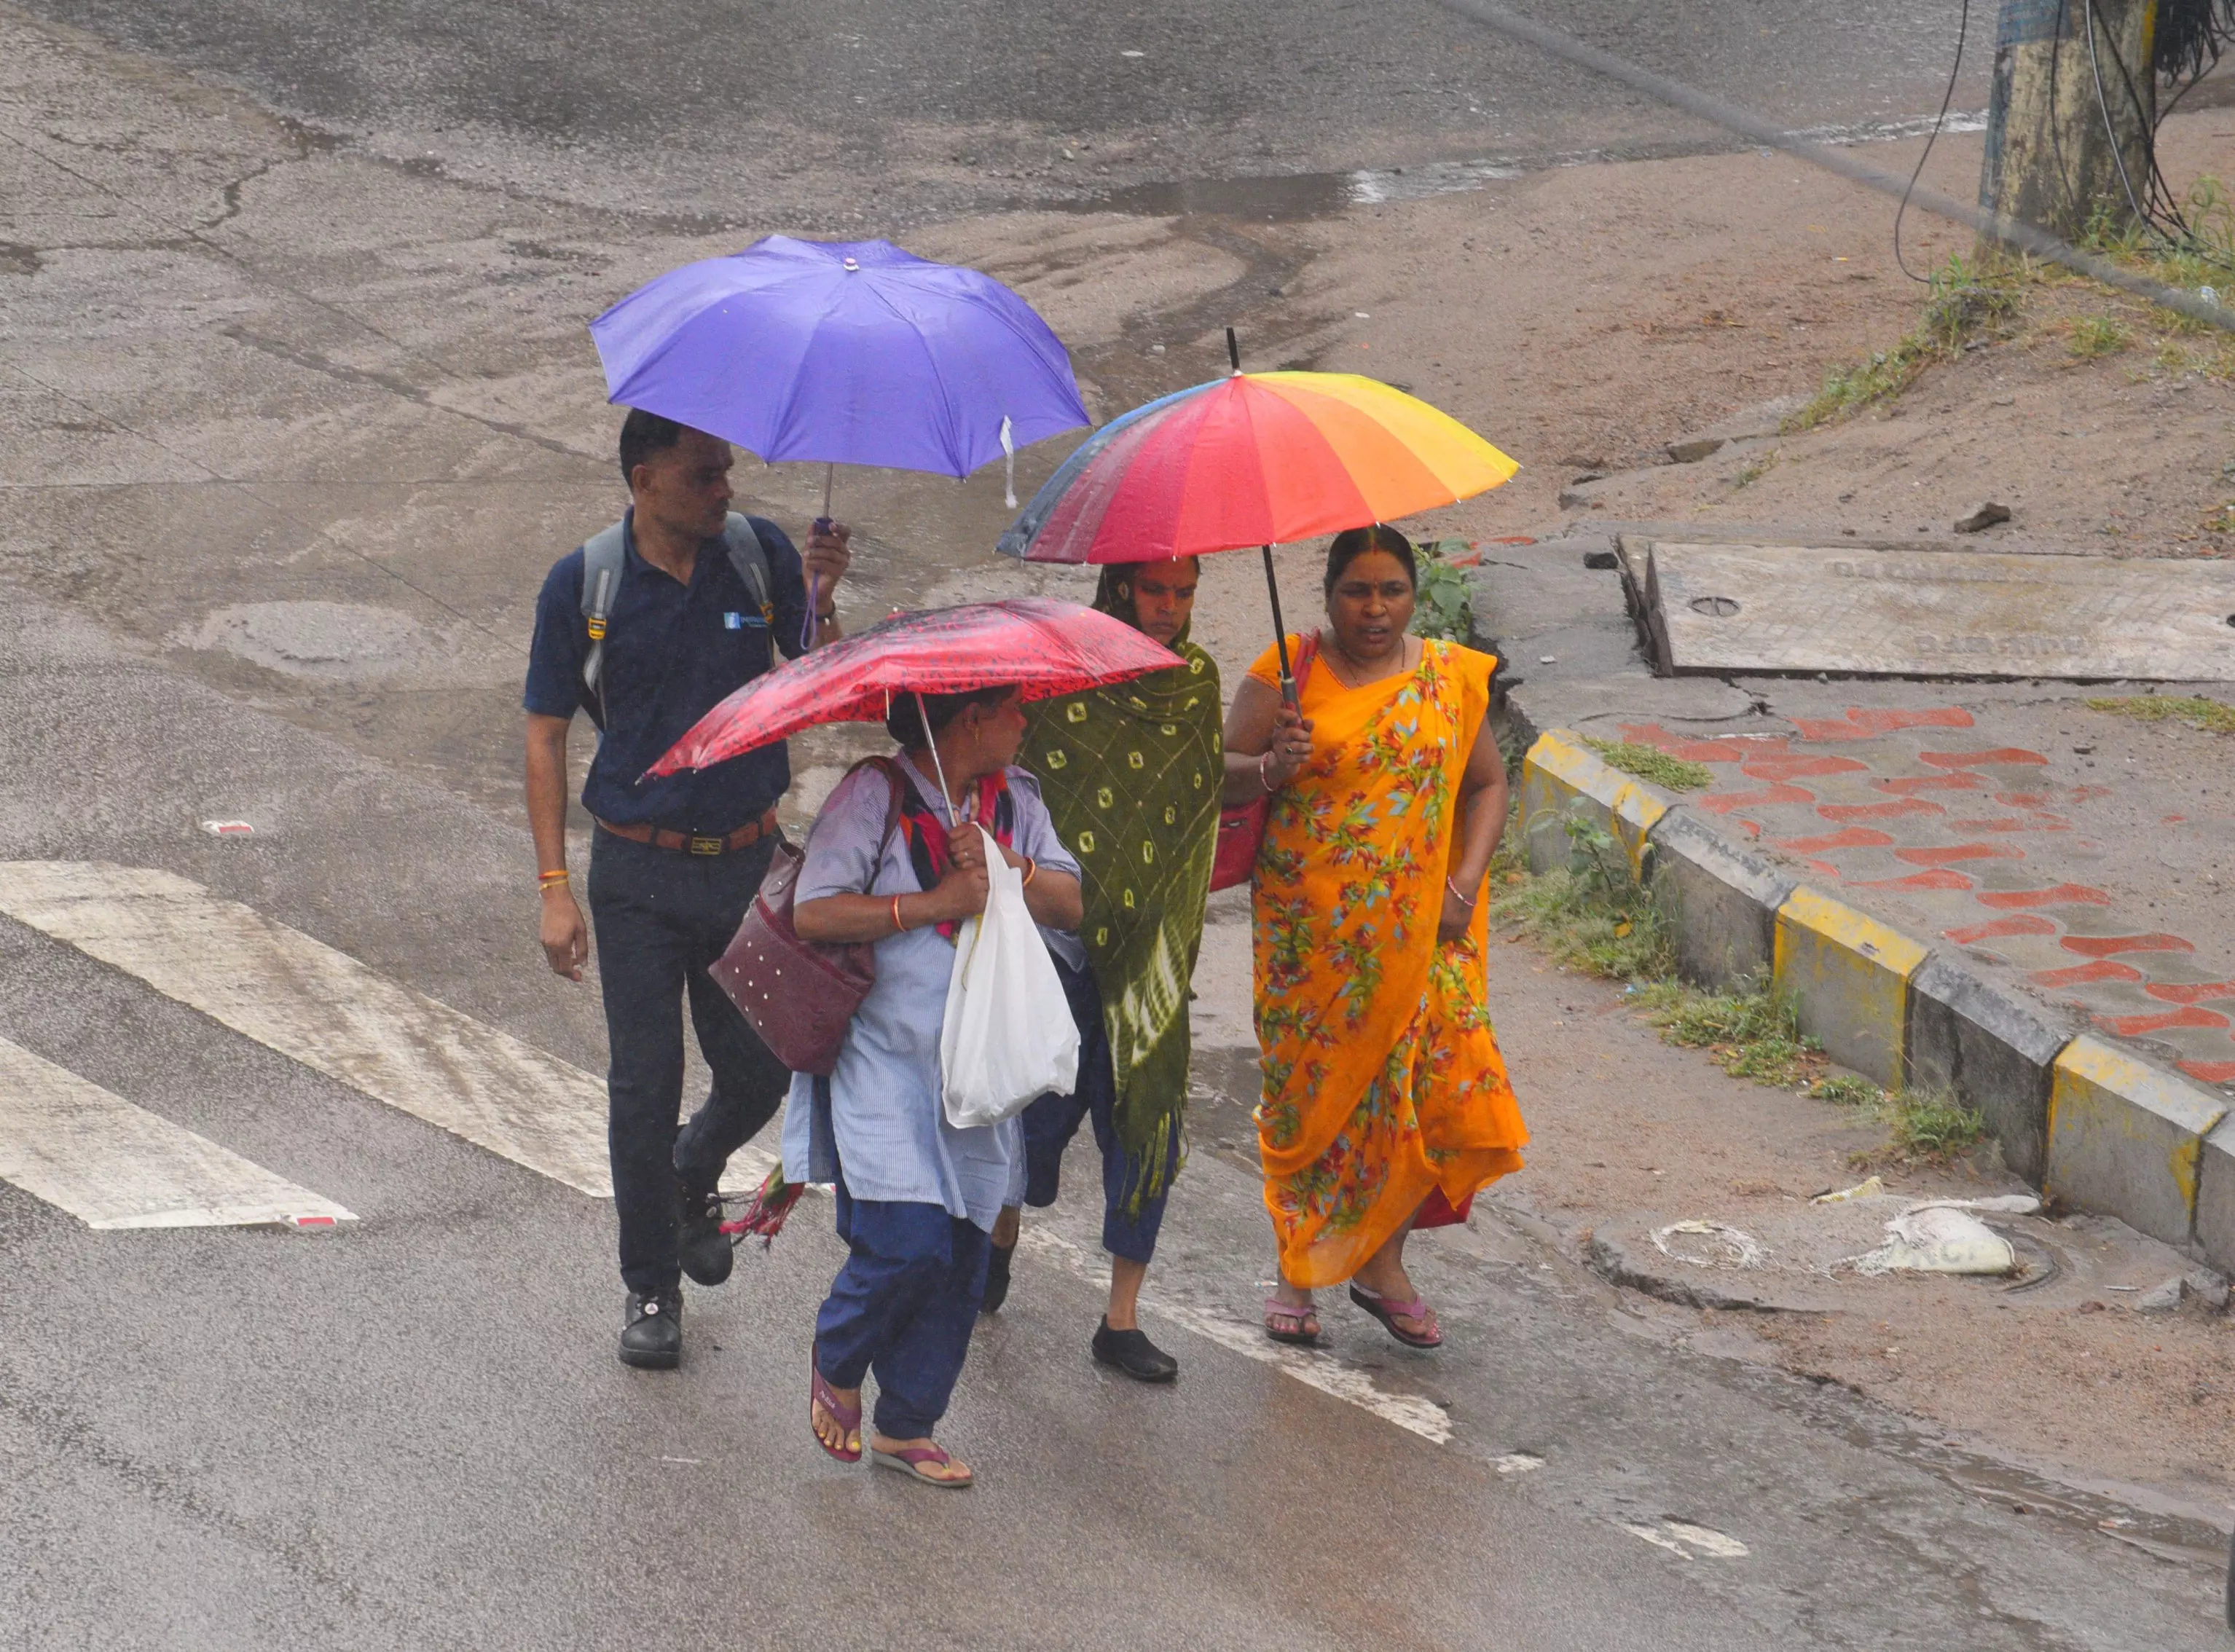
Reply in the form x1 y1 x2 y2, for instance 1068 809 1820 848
1812 1176 1885 1204
1651 1219 1767 1268
1848 1204 2019 1277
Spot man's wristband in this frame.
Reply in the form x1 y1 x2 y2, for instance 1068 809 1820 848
815 608 836 624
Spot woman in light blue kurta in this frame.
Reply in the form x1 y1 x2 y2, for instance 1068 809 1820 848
786 685 1082 1488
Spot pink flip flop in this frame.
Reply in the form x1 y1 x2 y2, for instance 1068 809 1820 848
871 1441 974 1488
1348 1283 1443 1348
1262 1297 1323 1346
809 1346 862 1463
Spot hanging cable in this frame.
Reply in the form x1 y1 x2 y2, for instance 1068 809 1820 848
1896 0 1973 280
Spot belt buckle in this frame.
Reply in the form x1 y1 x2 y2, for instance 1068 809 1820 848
688 835 724 856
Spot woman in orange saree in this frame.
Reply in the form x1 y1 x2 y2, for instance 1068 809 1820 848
1221 526 1526 1348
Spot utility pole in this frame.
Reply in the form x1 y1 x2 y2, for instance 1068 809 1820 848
1979 0 2158 243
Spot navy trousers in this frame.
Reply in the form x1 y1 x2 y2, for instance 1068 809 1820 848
814 1174 991 1440
1021 958 1178 1265
588 827 791 1297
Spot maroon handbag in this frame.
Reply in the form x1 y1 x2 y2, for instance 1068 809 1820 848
710 759 906 1076
1209 636 1317 893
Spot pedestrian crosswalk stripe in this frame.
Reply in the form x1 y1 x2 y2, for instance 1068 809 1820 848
0 861 618 1197
0 1034 356 1230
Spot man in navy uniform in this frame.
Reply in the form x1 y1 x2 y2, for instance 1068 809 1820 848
525 409 849 1369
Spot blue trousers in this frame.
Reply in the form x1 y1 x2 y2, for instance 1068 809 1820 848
1021 958 1178 1265
814 1174 991 1440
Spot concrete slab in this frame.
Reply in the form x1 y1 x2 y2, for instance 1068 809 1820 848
1647 809 1794 991
1773 886 1928 1087
1517 731 1672 878
1906 956 2074 1186
1643 541 2235 681
2196 1115 2235 1278
2046 1037 2228 1249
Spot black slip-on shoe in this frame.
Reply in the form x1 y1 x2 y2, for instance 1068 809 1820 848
677 1182 733 1287
980 1239 1016 1314
618 1289 683 1369
1091 1318 1179 1383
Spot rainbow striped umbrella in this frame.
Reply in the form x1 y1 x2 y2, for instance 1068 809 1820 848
996 367 1515 565
997 349 1515 691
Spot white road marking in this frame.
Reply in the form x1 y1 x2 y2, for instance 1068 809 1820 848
0 1035 355 1230
0 862 616 1195
1016 1224 1454 1444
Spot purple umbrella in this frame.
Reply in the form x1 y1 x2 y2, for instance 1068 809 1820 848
592 235 1088 488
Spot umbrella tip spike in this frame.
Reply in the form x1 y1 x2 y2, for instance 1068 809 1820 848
1225 326 1241 373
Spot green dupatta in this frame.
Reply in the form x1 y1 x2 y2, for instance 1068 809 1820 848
1020 569 1223 1204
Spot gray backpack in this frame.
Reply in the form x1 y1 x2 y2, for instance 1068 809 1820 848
578 512 778 730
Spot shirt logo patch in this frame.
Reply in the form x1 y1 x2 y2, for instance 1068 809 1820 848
724 612 744 629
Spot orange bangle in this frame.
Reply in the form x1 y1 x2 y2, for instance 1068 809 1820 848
1021 857 1037 889
890 894 907 933
538 870 569 888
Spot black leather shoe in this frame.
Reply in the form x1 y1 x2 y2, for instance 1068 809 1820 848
980 1239 1016 1314
1091 1318 1178 1383
677 1182 733 1287
618 1289 683 1369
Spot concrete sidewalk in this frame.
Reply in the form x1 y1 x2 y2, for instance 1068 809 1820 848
1475 527 2235 1278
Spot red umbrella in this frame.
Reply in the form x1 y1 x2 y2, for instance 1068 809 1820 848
648 597 1180 778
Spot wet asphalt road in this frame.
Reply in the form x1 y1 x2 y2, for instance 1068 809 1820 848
5 1 2231 1647
3 593 2226 1648
15 0 1990 219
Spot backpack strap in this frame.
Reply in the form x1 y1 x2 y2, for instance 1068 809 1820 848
576 514 782 731
720 513 776 625
577 522 628 731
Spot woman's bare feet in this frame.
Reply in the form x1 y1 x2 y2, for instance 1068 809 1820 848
811 1375 861 1460
871 1433 973 1487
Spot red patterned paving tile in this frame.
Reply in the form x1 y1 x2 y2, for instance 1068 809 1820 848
1945 915 2057 943
2096 1007 2231 1037
1875 774 1985 795
2165 814 2188 825
2035 959 2145 988
1817 798 1947 822
1976 883 2114 908
1896 843 2025 865
1920 747 2049 769
1698 784 1817 814
1613 725 1754 763
2058 933 2195 958
2146 980 2235 1004
1776 827 1897 853
1994 792 2049 808
1850 869 1976 892
1947 817 2073 833
1805 859 1842 878
1791 707 1973 740
1740 755 1869 782
2070 784 2114 801
2180 1060 2235 1084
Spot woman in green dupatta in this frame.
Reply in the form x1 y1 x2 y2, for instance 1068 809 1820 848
986 558 1222 1382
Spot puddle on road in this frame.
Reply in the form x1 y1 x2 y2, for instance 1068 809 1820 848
1053 109 1989 224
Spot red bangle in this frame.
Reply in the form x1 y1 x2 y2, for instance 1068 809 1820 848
891 894 908 933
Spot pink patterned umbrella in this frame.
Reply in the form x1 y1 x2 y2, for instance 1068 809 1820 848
648 598 1179 777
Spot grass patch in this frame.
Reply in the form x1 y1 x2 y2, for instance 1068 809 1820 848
1488 807 1673 980
1788 254 2019 430
1731 448 1780 489
2085 694 2235 734
2064 313 2130 358
1883 1088 1987 1157
1808 1074 1880 1107
1581 736 1715 792
1631 979 1825 1086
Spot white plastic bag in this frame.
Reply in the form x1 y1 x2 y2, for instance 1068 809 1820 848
940 825 1079 1129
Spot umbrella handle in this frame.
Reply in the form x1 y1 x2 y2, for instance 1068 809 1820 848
915 692 958 827
1261 544 1300 707
804 462 837 652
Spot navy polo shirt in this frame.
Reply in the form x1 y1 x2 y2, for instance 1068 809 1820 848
523 511 812 832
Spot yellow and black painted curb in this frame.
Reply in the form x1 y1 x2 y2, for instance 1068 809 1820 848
1518 730 2235 1275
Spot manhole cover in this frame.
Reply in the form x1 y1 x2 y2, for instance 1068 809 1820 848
176 602 435 678
1643 542 2235 680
